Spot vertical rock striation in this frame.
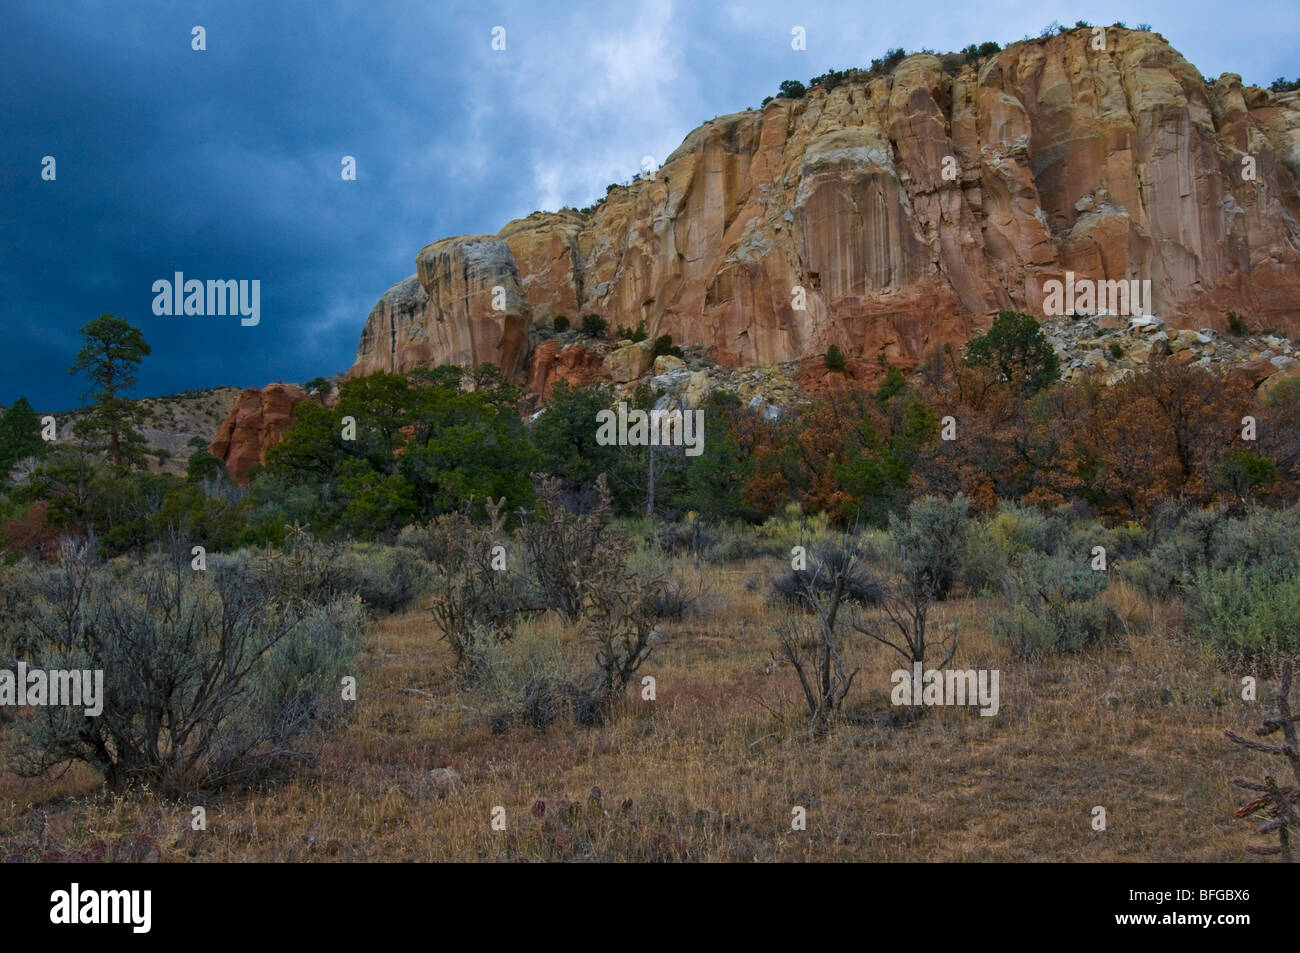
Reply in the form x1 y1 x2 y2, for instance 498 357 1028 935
351 29 1300 387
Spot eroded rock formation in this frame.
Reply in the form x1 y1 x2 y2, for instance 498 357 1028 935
210 383 308 483
352 28 1299 388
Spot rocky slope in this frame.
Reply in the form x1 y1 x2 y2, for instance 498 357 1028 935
1044 313 1298 392
39 387 241 477
351 27 1300 396
574 313 1300 424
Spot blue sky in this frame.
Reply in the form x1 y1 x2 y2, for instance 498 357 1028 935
2 0 1297 410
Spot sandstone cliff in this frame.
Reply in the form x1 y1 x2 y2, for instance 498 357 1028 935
352 28 1300 392
210 383 308 482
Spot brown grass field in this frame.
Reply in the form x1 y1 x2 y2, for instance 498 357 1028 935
0 557 1274 862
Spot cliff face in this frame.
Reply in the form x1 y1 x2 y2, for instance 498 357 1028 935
351 29 1300 386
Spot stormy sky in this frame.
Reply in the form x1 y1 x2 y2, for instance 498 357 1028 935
2 0 1296 410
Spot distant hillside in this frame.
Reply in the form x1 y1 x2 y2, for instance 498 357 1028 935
42 387 243 476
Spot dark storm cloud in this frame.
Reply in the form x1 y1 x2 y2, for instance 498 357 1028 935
0 0 511 409
1 0 1295 410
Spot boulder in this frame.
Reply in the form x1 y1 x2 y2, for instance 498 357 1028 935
606 340 655 383
429 767 462 798
1260 363 1300 400
684 370 712 409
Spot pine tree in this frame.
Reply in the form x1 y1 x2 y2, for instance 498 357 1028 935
68 314 151 474
0 397 46 479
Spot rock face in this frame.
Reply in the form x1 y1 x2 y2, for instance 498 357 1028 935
352 238 531 380
352 28 1300 386
354 276 429 374
526 339 608 398
210 383 308 483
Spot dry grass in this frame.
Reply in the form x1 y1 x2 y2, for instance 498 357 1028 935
0 556 1274 862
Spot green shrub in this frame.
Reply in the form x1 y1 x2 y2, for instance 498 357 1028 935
220 527 352 606
1226 310 1247 336
1134 505 1300 598
753 503 839 557
1063 516 1148 566
653 334 684 358
615 321 648 343
654 519 719 558
870 48 907 73
777 79 806 99
707 522 764 562
1186 564 1300 668
771 543 884 609
889 495 972 601
581 314 609 338
875 365 906 403
1266 377 1300 410
965 311 1060 396
809 69 851 92
825 345 847 372
957 524 1006 595
1119 553 1174 600
993 552 1121 658
469 625 591 731
337 544 433 614
2 542 363 793
1210 507 1300 573
553 315 570 332
1220 451 1278 500
1109 341 1124 359
984 503 1054 559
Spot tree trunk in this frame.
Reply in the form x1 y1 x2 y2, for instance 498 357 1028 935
646 444 655 517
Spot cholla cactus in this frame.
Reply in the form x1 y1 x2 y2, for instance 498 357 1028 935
1226 659 1300 861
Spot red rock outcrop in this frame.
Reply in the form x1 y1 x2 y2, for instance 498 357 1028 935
352 28 1300 386
210 383 307 483
527 340 608 399
795 357 881 397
